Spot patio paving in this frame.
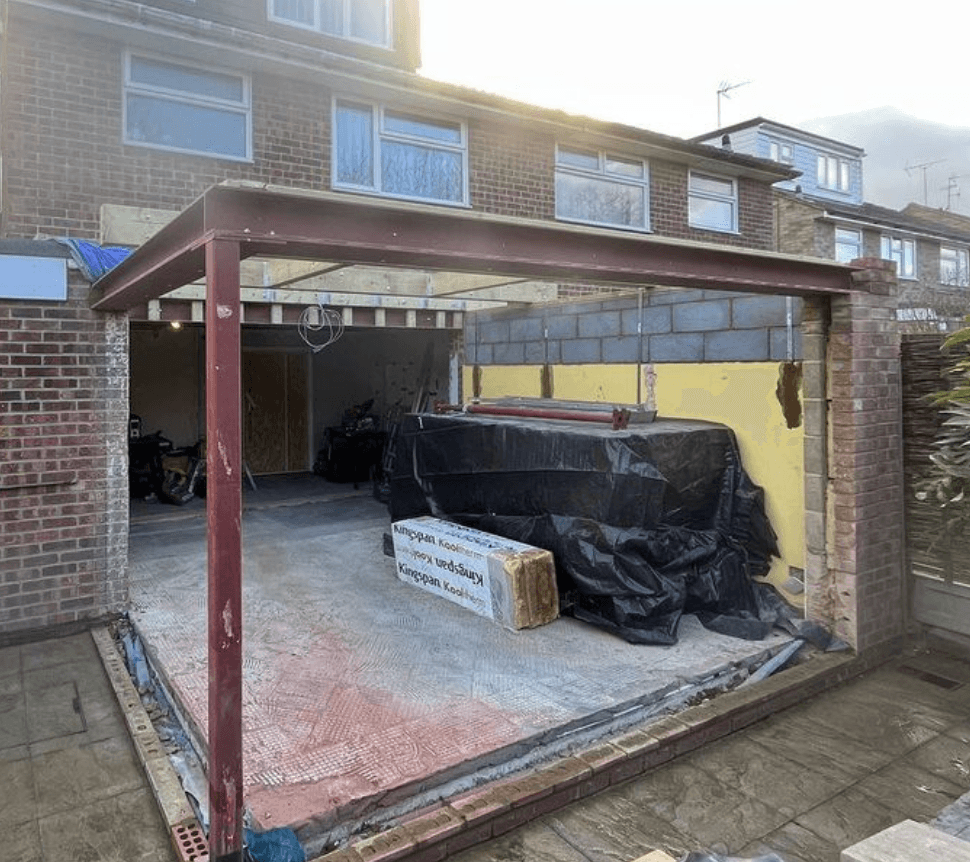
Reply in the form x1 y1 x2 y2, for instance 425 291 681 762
127 478 793 848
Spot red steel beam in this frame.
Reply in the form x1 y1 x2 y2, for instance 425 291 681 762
204 238 244 862
91 184 856 313
202 185 855 297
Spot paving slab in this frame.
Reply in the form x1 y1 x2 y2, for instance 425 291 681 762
447 818 591 862
792 787 908 852
0 631 177 862
681 734 837 818
853 761 966 821
738 820 842 862
843 818 970 862
37 787 173 862
742 712 893 787
617 757 790 854
543 792 694 862
901 734 970 788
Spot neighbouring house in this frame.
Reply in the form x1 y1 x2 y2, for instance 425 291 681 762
693 117 970 328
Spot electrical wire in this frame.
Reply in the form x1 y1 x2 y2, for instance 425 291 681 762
298 303 345 352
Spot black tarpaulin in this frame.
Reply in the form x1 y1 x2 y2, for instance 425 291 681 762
388 412 781 645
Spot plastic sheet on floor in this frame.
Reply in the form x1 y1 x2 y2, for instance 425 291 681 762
389 412 783 645
244 827 306 862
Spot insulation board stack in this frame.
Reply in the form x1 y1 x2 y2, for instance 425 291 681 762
391 516 559 630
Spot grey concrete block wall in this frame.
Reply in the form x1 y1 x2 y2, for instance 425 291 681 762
465 287 804 365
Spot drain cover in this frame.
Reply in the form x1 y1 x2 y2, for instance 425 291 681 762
896 664 963 690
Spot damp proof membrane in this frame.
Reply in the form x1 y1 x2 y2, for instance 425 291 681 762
388 412 781 645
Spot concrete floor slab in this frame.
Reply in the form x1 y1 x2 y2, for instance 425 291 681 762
128 480 794 842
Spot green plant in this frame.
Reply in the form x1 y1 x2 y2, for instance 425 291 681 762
917 315 970 516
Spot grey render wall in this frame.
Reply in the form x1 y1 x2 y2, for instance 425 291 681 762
464 288 803 367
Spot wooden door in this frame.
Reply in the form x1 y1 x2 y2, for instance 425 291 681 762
243 351 309 474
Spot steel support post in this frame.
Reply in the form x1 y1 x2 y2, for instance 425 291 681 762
204 238 244 861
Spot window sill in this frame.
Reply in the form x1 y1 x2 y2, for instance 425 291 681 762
332 184 472 210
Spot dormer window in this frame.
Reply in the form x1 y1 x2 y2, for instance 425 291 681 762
817 154 850 192
269 0 391 47
769 140 793 165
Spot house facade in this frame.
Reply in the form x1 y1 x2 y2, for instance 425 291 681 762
0 0 799 637
694 117 970 327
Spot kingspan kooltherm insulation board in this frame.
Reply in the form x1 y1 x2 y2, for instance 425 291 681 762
391 516 559 630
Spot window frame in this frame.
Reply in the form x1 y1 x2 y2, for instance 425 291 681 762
940 245 970 287
268 0 392 47
769 140 794 165
880 234 917 280
331 98 469 207
834 227 863 263
122 51 252 162
688 171 738 234
817 153 851 193
553 144 651 232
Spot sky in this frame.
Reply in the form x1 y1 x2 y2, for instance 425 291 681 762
417 0 970 139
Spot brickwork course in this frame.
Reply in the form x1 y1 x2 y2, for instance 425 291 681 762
0 266 129 634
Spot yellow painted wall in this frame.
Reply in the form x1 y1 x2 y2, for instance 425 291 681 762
464 361 803 590
549 365 639 404
652 363 804 588
462 364 543 399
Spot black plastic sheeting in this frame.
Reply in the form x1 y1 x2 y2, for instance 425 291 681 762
389 412 785 646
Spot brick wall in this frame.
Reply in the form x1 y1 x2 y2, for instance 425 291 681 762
1 17 332 240
466 288 801 367
3 15 776 249
0 269 129 636
467 120 555 220
823 259 904 650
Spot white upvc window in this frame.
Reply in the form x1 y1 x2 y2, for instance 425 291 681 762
817 153 850 192
769 140 793 165
269 0 391 47
688 172 737 233
333 99 467 205
940 246 970 287
123 53 251 161
834 227 862 263
881 234 917 279
554 146 650 231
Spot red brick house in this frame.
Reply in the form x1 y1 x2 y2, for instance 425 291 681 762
0 0 806 637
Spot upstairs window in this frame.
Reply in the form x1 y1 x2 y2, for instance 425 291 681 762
555 146 650 231
769 140 794 165
817 154 850 192
940 246 969 287
688 172 737 233
881 234 916 279
835 227 862 263
124 53 251 161
270 0 391 46
333 100 467 205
